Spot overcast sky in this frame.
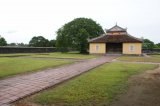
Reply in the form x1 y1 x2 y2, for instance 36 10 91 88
0 0 159 43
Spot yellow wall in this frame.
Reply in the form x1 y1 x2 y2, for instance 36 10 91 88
123 43 142 54
89 43 106 54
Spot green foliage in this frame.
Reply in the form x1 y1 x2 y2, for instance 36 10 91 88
48 39 56 47
7 43 17 46
76 29 89 53
0 36 7 46
8 43 28 47
142 39 155 49
30 63 157 106
56 28 70 52
17 43 28 47
155 43 160 48
29 36 49 47
56 18 104 53
156 43 160 47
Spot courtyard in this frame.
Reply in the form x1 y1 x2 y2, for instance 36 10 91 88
0 53 159 106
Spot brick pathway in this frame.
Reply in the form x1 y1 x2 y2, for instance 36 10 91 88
0 56 117 106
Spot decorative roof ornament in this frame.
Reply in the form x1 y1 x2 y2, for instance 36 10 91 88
126 27 128 31
107 24 126 32
116 22 117 26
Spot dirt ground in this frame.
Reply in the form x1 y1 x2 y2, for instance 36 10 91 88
110 65 160 106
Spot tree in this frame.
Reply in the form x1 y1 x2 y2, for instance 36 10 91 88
17 43 28 47
8 43 28 47
29 36 49 47
76 29 89 53
155 43 160 48
56 18 104 53
142 39 155 49
0 36 7 46
48 40 56 47
8 43 17 46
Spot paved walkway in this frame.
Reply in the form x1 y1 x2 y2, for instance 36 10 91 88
0 56 117 106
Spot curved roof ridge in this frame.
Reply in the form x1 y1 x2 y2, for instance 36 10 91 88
127 33 142 42
88 34 106 42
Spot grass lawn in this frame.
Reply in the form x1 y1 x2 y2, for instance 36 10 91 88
0 52 97 59
0 53 31 57
0 57 73 79
29 52 97 59
150 54 160 58
117 55 160 63
18 62 158 106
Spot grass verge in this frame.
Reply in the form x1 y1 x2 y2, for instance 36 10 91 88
0 57 73 79
29 52 97 59
118 55 160 63
16 62 158 106
0 52 97 59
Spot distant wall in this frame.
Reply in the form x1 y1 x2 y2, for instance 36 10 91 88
142 49 160 54
0 46 57 54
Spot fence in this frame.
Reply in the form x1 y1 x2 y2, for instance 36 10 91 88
0 46 57 54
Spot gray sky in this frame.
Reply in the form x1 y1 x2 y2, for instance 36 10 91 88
0 0 159 43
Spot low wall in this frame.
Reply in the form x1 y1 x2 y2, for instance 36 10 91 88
0 46 56 54
142 49 160 54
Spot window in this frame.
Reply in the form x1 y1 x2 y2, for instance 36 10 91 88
129 45 135 52
96 45 99 51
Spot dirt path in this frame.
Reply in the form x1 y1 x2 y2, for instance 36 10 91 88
110 65 160 106
0 56 118 106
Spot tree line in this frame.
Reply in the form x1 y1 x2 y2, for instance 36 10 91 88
142 39 160 49
0 18 160 53
0 36 56 47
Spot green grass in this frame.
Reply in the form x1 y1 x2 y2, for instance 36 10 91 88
0 52 96 79
0 53 31 57
0 57 73 79
150 55 160 58
118 55 160 63
23 62 157 106
30 52 97 59
0 52 97 59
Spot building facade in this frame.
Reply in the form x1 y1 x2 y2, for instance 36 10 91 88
89 25 142 55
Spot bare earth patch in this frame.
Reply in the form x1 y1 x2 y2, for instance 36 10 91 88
110 65 160 106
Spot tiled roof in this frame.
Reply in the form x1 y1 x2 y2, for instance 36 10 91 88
89 25 142 43
106 25 126 32
88 34 142 43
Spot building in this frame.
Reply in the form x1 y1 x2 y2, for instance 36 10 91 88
88 25 142 55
